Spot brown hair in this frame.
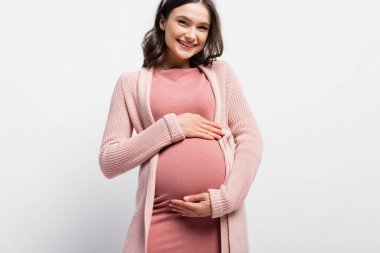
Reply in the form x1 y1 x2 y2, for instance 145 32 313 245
141 0 223 69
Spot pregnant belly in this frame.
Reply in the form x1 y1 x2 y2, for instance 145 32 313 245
152 138 226 212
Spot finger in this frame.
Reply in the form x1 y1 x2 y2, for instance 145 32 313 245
170 207 183 213
195 130 214 140
170 202 198 212
201 122 223 132
170 205 196 217
169 203 193 212
170 199 186 205
195 127 220 140
201 118 222 129
169 201 196 211
175 201 200 211
184 193 206 202
200 123 225 137
171 206 191 214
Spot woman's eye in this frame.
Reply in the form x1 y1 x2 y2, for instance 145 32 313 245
178 20 207 31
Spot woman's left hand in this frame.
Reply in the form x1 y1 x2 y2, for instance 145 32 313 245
168 192 212 218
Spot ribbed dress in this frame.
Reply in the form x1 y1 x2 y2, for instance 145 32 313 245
147 67 226 253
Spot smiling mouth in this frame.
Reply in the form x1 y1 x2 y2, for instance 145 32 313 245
177 39 196 48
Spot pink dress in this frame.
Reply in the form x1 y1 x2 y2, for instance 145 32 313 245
147 67 226 253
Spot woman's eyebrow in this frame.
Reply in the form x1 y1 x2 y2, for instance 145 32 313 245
176 15 210 27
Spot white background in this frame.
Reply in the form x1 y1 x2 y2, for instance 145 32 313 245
1 0 379 252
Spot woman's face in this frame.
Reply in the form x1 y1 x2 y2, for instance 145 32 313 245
159 3 210 66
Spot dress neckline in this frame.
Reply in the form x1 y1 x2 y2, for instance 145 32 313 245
153 66 200 75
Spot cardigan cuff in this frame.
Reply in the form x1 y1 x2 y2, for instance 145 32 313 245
208 188 224 218
162 113 186 143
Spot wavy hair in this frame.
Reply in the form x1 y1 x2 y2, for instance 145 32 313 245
141 0 223 69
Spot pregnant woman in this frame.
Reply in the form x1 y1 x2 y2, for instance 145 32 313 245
148 66 226 252
98 0 264 252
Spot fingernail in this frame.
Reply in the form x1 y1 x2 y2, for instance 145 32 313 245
184 196 189 201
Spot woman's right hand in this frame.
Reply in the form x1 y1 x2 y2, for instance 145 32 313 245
176 113 225 140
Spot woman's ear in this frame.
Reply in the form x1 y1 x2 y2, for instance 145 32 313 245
159 16 166 31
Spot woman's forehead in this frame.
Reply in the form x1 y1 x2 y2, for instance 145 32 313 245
169 3 210 24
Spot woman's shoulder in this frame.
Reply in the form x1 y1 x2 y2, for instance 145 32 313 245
113 69 140 91
118 69 140 80
206 58 238 83
209 58 228 69
208 58 235 75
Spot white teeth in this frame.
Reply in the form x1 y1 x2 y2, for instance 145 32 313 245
178 40 194 48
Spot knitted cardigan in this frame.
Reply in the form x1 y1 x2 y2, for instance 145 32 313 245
98 59 264 253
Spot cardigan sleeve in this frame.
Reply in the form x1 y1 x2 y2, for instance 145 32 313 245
208 61 264 218
98 73 185 179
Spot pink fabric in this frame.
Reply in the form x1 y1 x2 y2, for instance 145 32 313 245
98 59 264 253
147 67 225 252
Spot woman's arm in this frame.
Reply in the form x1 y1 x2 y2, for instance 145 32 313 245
98 73 185 179
208 61 264 218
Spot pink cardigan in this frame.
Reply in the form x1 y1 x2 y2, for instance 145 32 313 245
98 59 264 253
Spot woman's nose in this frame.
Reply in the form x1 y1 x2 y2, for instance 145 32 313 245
185 27 196 40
